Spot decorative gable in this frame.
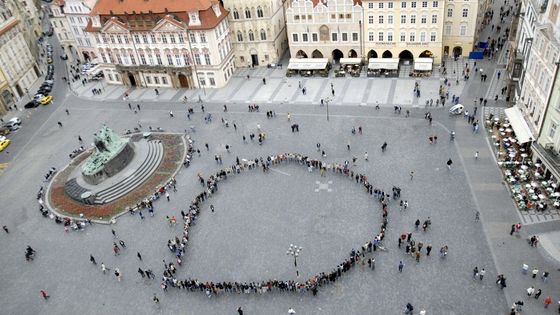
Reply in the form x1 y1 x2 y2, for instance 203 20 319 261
212 3 221 17
153 16 184 32
100 18 128 33
188 11 201 26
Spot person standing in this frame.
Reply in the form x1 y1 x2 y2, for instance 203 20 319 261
473 266 479 279
527 286 535 297
543 296 552 308
398 260 405 272
534 288 542 300
479 268 486 280
446 158 453 170
237 307 244 315
532 267 539 279
40 290 50 300
3 225 8 233
426 244 432 256
153 294 160 304
137 252 143 261
288 308 296 314
90 254 97 265
115 268 121 282
410 171 414 180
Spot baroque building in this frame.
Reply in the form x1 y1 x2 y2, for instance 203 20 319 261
85 0 235 88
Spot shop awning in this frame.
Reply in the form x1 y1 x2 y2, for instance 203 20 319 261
504 107 535 144
287 58 329 70
414 58 433 71
86 65 102 76
368 58 399 70
340 58 362 65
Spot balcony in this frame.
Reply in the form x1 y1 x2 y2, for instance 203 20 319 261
115 64 192 75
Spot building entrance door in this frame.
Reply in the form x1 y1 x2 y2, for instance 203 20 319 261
178 74 189 88
251 54 259 66
128 73 136 86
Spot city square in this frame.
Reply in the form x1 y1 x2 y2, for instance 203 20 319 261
0 0 560 313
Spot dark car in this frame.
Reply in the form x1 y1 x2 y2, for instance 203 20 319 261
24 100 39 108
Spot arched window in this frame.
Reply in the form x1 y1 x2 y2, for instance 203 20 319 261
260 29 266 40
245 7 251 18
233 9 239 19
248 30 255 41
257 6 264 18
237 31 243 42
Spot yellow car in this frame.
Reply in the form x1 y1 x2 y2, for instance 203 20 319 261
40 95 53 105
0 139 10 152
47 58 53 64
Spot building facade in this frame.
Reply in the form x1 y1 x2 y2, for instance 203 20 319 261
0 0 40 111
222 0 289 67
362 0 444 63
50 0 78 62
516 0 558 134
441 0 486 58
65 0 98 62
286 0 364 62
85 0 235 89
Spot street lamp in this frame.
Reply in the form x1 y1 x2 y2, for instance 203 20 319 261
286 244 302 277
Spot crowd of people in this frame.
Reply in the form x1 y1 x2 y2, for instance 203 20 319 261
164 152 401 296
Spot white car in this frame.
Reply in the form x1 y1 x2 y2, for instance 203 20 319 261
8 117 21 125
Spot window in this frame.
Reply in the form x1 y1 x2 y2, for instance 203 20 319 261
369 15 374 24
462 8 468 17
379 15 384 23
400 32 406 41
369 2 374 8
445 25 452 35
156 54 162 65
200 33 207 43
460 25 467 35
342 33 348 41
369 31 375 41
101 52 107 63
257 6 264 17
261 29 266 40
409 32 415 41
249 31 255 41
331 14 336 19
194 53 201 65
142 34 148 43
140 54 146 64
421 15 427 23
237 31 243 41
432 14 437 23
209 77 216 86
352 32 359 41
411 15 416 23
378 32 384 41
346 13 351 18
411 1 417 7
124 36 129 44
167 54 173 65
117 35 122 44
401 1 406 8
183 54 190 65
146 76 151 84
110 35 115 44
420 32 426 41
302 33 308 42
294 15 300 21
312 33 318 42
430 31 436 41
134 35 140 43
401 15 406 23
331 33 338 41
388 2 393 8
170 35 176 44
388 15 393 23
432 1 438 7
447 8 453 17
204 54 211 64
422 1 427 7
199 78 205 86
233 10 239 19
379 2 384 8
292 33 298 42
388 32 393 41
549 122 557 138
161 35 168 44
130 54 136 65
154 77 159 84
245 7 251 18
178 34 184 43
190 33 196 43
107 73 113 81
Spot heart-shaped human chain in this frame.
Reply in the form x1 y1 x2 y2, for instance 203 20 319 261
163 153 399 296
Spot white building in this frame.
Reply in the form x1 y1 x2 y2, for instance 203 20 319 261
50 0 77 62
85 0 235 89
222 0 289 67
0 0 40 109
65 0 97 62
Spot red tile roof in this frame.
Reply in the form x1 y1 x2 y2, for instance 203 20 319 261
91 0 217 15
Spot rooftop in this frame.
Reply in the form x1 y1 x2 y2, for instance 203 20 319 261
91 0 216 15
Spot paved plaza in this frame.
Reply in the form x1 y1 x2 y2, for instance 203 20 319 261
1 0 560 313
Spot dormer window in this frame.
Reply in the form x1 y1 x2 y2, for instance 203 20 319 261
189 11 200 26
212 3 221 17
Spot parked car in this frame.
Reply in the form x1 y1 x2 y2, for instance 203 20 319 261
60 54 68 60
34 94 44 101
8 117 21 125
0 127 9 135
24 100 39 108
3 121 20 131
0 139 10 152
39 95 53 105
